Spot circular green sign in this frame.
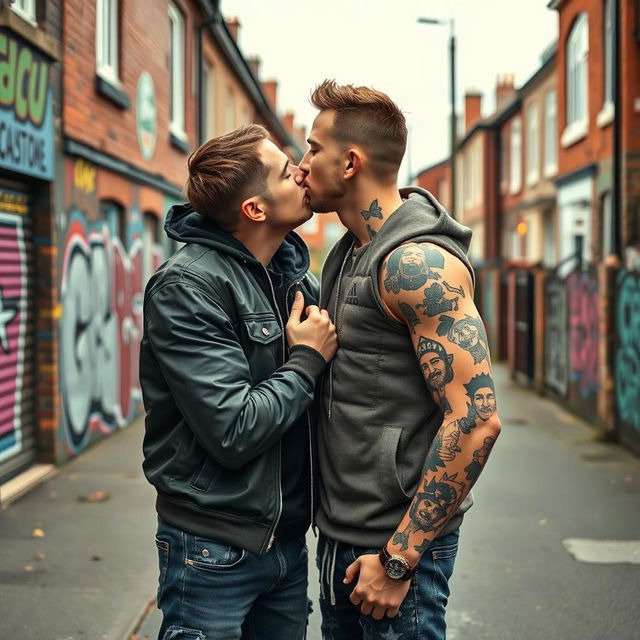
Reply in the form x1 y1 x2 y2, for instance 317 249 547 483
136 72 157 161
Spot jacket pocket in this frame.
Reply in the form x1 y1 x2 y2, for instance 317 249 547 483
188 455 218 492
378 425 410 505
243 315 282 345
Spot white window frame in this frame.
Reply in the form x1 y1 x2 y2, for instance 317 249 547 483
11 0 37 25
526 104 539 187
510 118 522 194
96 0 119 83
169 3 186 137
203 61 215 140
544 90 557 177
562 13 589 148
598 0 615 127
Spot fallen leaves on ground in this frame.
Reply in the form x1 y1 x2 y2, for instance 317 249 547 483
78 490 110 503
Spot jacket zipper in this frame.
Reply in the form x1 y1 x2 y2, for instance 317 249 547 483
262 266 287 552
328 245 353 420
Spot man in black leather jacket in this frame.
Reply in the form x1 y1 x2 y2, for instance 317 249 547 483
140 124 337 640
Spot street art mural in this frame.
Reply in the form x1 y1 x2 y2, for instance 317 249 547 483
0 202 28 463
544 274 568 396
60 159 165 455
566 270 599 417
615 270 640 452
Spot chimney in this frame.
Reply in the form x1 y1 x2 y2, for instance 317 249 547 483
495 73 516 111
283 111 295 134
464 91 482 131
247 55 261 79
262 79 278 110
226 16 241 42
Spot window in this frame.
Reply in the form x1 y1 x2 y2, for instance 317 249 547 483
169 3 185 136
598 0 615 127
563 13 589 145
203 61 216 140
225 88 235 132
500 131 508 193
526 104 539 186
544 91 557 176
11 0 36 23
463 151 472 208
601 191 613 257
510 118 522 194
96 0 119 82
603 0 614 106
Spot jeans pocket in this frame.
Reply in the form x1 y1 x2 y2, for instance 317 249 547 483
155 537 170 603
430 538 458 601
187 537 247 572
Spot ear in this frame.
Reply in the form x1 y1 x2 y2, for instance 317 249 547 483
343 148 363 181
447 354 454 365
240 197 267 223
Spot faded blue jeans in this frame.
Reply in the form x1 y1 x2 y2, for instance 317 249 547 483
155 518 309 640
316 530 459 640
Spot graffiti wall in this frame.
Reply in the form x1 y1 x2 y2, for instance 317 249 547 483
566 270 599 419
544 274 568 396
59 158 165 458
614 270 640 453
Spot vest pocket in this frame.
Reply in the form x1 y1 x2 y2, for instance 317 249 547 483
378 425 410 505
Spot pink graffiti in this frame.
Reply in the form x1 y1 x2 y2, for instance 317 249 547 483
567 272 599 399
0 213 27 462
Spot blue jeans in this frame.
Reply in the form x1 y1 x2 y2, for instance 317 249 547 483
316 530 459 640
155 518 309 640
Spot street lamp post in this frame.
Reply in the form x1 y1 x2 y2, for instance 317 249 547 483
418 17 456 218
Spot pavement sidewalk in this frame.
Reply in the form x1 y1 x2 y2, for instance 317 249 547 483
1 363 639 640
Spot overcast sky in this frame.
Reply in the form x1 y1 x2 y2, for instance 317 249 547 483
223 1 558 183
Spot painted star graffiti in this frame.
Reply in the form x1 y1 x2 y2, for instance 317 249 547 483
0 285 18 354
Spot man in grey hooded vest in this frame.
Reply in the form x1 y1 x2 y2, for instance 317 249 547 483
298 80 502 639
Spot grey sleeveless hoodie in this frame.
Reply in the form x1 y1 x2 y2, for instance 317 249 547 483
316 187 475 547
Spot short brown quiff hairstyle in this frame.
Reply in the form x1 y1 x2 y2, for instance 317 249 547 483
186 124 270 231
311 80 407 178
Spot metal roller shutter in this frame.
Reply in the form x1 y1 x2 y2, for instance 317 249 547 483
0 186 37 484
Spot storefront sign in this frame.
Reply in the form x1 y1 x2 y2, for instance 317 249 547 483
0 29 54 181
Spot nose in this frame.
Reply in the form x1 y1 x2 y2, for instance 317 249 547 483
292 164 306 186
298 151 311 175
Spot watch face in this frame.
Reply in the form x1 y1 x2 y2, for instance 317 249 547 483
385 556 408 580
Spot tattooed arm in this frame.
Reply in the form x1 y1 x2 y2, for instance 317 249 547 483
345 242 501 619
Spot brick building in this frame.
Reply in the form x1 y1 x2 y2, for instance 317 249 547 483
0 0 62 488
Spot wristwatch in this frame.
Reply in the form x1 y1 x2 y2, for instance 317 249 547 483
378 545 418 581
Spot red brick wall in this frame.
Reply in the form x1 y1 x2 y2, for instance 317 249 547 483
415 161 450 210
63 0 201 187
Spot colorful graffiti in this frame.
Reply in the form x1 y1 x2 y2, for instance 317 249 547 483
60 213 144 452
0 207 27 462
566 271 599 412
60 159 166 455
544 274 568 396
615 271 640 448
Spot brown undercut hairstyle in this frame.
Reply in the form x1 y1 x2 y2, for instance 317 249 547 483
186 124 271 231
311 80 408 179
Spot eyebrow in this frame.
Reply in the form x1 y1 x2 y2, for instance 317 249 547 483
307 138 321 149
280 159 289 177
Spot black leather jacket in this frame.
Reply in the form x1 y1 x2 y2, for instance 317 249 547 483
140 205 326 554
